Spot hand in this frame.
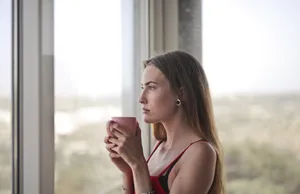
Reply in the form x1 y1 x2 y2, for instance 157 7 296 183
108 121 146 169
104 121 131 175
104 135 132 174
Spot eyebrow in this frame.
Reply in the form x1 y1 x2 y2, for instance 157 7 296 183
141 81 158 86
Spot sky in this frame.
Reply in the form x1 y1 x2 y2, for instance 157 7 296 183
1 0 300 98
202 0 300 95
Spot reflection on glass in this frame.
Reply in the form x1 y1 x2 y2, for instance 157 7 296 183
203 1 299 193
0 0 12 193
54 0 124 193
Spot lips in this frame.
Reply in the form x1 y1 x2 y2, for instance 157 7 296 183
142 108 150 113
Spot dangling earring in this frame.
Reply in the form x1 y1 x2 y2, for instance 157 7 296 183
176 99 181 106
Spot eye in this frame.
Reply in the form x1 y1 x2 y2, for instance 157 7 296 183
148 86 155 90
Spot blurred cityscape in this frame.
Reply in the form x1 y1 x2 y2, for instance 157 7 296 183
1 93 300 194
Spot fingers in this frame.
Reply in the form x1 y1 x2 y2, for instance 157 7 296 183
109 137 122 145
111 128 125 140
104 136 110 144
106 143 118 154
110 122 131 137
106 143 115 150
104 132 121 159
111 146 119 154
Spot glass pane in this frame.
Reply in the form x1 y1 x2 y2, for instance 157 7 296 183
0 0 12 193
149 0 300 193
54 1 128 193
203 1 300 194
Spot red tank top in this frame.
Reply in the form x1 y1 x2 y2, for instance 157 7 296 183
133 139 205 194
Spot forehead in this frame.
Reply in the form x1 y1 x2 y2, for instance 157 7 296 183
142 64 167 83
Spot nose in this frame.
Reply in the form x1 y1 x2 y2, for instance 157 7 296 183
139 90 147 104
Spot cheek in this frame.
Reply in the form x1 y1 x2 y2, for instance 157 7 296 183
143 90 176 123
150 91 176 114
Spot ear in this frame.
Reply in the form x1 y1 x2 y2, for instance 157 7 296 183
178 87 185 100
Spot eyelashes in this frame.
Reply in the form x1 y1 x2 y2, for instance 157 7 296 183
141 86 156 90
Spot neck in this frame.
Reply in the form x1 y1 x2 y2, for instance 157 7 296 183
161 111 199 150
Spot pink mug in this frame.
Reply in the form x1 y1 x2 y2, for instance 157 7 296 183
107 117 137 136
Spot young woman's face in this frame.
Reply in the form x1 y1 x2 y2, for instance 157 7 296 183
139 64 178 123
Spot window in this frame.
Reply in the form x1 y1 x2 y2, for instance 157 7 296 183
9 0 148 193
0 0 12 193
8 1 298 193
150 0 300 193
202 1 300 193
54 0 150 193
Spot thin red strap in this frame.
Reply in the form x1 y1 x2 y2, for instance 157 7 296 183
158 139 206 176
147 141 163 163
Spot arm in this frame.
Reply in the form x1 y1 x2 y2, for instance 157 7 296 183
122 172 134 194
169 142 217 194
109 123 154 193
131 158 153 194
130 140 162 193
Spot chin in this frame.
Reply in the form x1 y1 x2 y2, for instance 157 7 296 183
143 115 158 124
143 117 152 124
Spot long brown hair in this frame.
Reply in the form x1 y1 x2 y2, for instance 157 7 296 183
144 50 225 194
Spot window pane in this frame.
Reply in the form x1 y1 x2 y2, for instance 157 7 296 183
54 1 128 193
153 0 300 193
201 1 300 193
0 0 12 193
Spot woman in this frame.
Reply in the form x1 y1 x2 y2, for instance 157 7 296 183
104 51 225 194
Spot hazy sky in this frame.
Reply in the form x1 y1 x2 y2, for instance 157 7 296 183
203 0 300 95
0 0 12 97
1 0 300 97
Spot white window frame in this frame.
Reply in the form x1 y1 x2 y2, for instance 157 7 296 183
149 0 179 56
14 0 55 194
121 0 151 158
14 0 151 194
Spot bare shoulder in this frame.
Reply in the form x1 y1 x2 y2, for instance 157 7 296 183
181 140 217 165
169 141 217 193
